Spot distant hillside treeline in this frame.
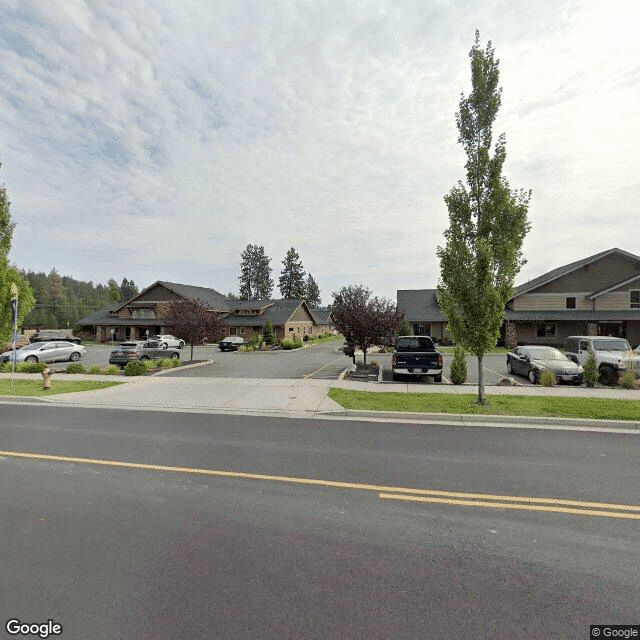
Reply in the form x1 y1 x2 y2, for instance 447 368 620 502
22 269 139 329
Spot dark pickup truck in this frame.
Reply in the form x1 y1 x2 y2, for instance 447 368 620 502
391 335 444 382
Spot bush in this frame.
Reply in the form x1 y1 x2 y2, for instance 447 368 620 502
620 369 637 389
449 345 467 385
263 320 276 346
104 364 121 375
143 359 159 371
397 319 413 336
66 363 86 374
88 364 102 374
540 368 556 386
1 362 12 373
281 337 302 350
124 360 148 376
16 361 47 373
583 349 599 388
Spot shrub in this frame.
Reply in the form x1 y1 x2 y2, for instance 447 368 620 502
397 319 413 336
143 359 159 371
159 358 174 368
282 337 303 350
263 321 276 346
88 364 102 374
582 349 599 388
124 360 148 376
66 363 86 374
620 369 637 389
16 361 47 373
1 362 12 373
449 345 467 385
104 364 121 375
540 368 556 386
247 332 264 348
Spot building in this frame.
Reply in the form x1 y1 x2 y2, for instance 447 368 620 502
77 280 331 343
397 248 640 347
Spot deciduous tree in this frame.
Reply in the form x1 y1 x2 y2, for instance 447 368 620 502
163 298 227 361
437 32 531 404
331 284 403 366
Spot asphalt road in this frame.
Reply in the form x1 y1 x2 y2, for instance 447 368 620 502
2 404 639 639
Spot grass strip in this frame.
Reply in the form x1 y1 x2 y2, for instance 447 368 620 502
0 380 123 397
328 389 640 422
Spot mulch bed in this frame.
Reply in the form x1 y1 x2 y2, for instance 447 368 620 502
343 363 379 382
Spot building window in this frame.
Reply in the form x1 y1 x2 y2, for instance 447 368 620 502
289 327 294 332
230 327 237 335
631 291 640 309
239 327 245 334
132 308 156 319
536 322 556 338
565 297 576 309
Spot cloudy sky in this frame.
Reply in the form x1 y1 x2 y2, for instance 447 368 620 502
1 0 639 304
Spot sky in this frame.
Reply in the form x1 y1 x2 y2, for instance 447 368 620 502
1 0 639 305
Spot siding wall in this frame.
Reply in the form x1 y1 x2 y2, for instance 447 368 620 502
512 293 593 311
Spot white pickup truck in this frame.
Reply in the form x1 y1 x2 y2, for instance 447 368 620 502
563 335 640 385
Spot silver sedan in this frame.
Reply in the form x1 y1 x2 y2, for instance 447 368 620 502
0 341 87 364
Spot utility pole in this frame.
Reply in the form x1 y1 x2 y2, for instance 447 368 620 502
10 282 18 393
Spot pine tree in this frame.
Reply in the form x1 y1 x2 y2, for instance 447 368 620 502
239 244 273 300
437 32 531 404
120 278 139 301
278 247 306 299
107 278 122 302
304 273 321 307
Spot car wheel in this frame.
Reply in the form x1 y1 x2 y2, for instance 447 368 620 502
432 373 442 383
506 360 513 374
69 352 81 362
140 355 150 360
599 365 616 385
25 355 38 363
528 368 539 384
171 353 179 359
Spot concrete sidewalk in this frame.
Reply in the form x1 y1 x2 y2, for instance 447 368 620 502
1 369 639 429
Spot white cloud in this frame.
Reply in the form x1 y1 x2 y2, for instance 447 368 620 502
0 0 638 302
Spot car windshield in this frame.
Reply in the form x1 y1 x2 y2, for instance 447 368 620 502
592 339 631 351
19 342 45 351
395 337 434 352
526 347 567 360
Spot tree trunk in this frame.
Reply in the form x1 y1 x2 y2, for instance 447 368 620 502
477 355 487 404
190 343 194 362
363 348 367 366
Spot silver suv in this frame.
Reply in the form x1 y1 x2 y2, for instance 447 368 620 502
563 336 640 384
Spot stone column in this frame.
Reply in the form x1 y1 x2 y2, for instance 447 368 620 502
505 322 517 349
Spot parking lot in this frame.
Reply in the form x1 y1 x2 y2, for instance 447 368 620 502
37 341 537 386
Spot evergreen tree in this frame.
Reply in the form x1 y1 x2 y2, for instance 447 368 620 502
437 32 531 404
262 319 276 345
239 244 273 300
278 247 306 299
304 273 321 307
120 278 139 300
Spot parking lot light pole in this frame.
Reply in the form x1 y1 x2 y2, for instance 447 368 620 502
10 283 18 393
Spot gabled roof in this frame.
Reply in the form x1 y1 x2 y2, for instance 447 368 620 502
77 305 120 326
588 272 640 299
114 281 230 312
512 248 640 299
225 299 317 327
397 289 446 322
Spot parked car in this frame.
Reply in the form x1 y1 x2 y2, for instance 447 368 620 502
219 336 245 351
148 334 185 349
391 335 444 382
1 341 86 364
108 341 181 366
563 335 640 385
507 346 583 384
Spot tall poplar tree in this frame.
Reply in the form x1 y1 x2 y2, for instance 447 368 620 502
278 247 306 299
239 244 273 300
0 163 35 342
437 32 531 404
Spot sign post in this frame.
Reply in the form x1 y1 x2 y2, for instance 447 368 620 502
10 283 18 393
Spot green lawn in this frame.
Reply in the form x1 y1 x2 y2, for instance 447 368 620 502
328 389 640 422
0 380 123 397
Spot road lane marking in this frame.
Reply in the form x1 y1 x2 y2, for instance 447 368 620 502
303 359 344 379
379 493 640 520
2 450 639 518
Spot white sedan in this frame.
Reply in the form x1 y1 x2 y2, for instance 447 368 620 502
0 341 87 364
149 334 185 349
